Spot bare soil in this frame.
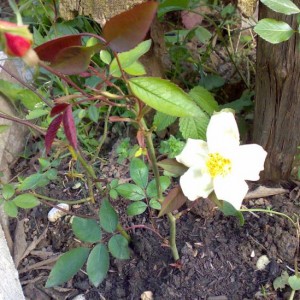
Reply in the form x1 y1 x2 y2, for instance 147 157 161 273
12 145 300 300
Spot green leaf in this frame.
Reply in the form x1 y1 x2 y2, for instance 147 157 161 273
72 217 102 243
153 112 177 132
12 194 39 209
0 125 10 133
179 115 209 140
2 184 15 200
146 176 171 198
26 109 49 120
149 199 161 210
86 37 99 47
110 40 151 77
124 61 146 76
220 201 244 226
130 158 148 189
88 105 99 123
18 173 49 191
273 271 289 291
157 159 188 177
126 201 147 216
100 50 112 64
0 80 41 110
87 244 110 287
158 186 187 217
261 0 300 15
288 275 300 290
158 0 189 17
128 77 203 118
99 199 118 233
110 179 119 189
3 201 18 217
109 189 118 200
189 86 218 115
44 169 58 180
108 235 130 259
254 19 294 44
45 247 90 288
115 183 145 201
199 75 225 91
194 26 212 44
220 90 253 113
38 158 51 171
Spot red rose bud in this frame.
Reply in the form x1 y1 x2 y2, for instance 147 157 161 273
4 32 31 57
0 20 39 66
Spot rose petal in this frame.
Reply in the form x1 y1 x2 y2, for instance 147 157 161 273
180 166 213 200
4 32 31 57
232 144 267 181
207 111 240 156
213 174 248 210
176 138 208 168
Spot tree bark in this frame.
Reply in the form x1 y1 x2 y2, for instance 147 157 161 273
59 0 145 26
253 1 300 180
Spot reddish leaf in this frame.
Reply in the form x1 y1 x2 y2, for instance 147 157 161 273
50 103 69 117
35 35 82 62
45 114 63 154
181 8 204 29
103 2 158 52
158 186 187 217
157 159 188 177
50 44 102 75
62 105 78 149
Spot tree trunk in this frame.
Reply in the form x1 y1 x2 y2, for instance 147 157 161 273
253 1 300 180
59 0 145 26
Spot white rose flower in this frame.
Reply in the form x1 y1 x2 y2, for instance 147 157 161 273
176 110 267 210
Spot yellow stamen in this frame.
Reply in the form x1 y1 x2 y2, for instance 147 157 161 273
206 153 232 178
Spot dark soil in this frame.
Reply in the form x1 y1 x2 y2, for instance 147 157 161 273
13 145 300 300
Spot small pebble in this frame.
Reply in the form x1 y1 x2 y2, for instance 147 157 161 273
250 250 255 258
48 203 70 222
72 295 86 300
141 291 153 300
72 182 82 190
256 255 270 270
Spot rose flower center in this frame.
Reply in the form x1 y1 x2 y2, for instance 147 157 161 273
206 153 232 178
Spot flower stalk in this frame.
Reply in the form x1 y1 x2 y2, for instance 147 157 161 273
145 130 179 261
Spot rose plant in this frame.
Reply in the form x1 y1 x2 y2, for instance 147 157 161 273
1 1 298 296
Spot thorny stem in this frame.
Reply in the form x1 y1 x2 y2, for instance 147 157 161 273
145 132 162 201
87 177 95 203
167 214 179 260
144 131 179 261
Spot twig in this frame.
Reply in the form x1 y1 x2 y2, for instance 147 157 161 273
18 254 61 274
0 111 46 135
